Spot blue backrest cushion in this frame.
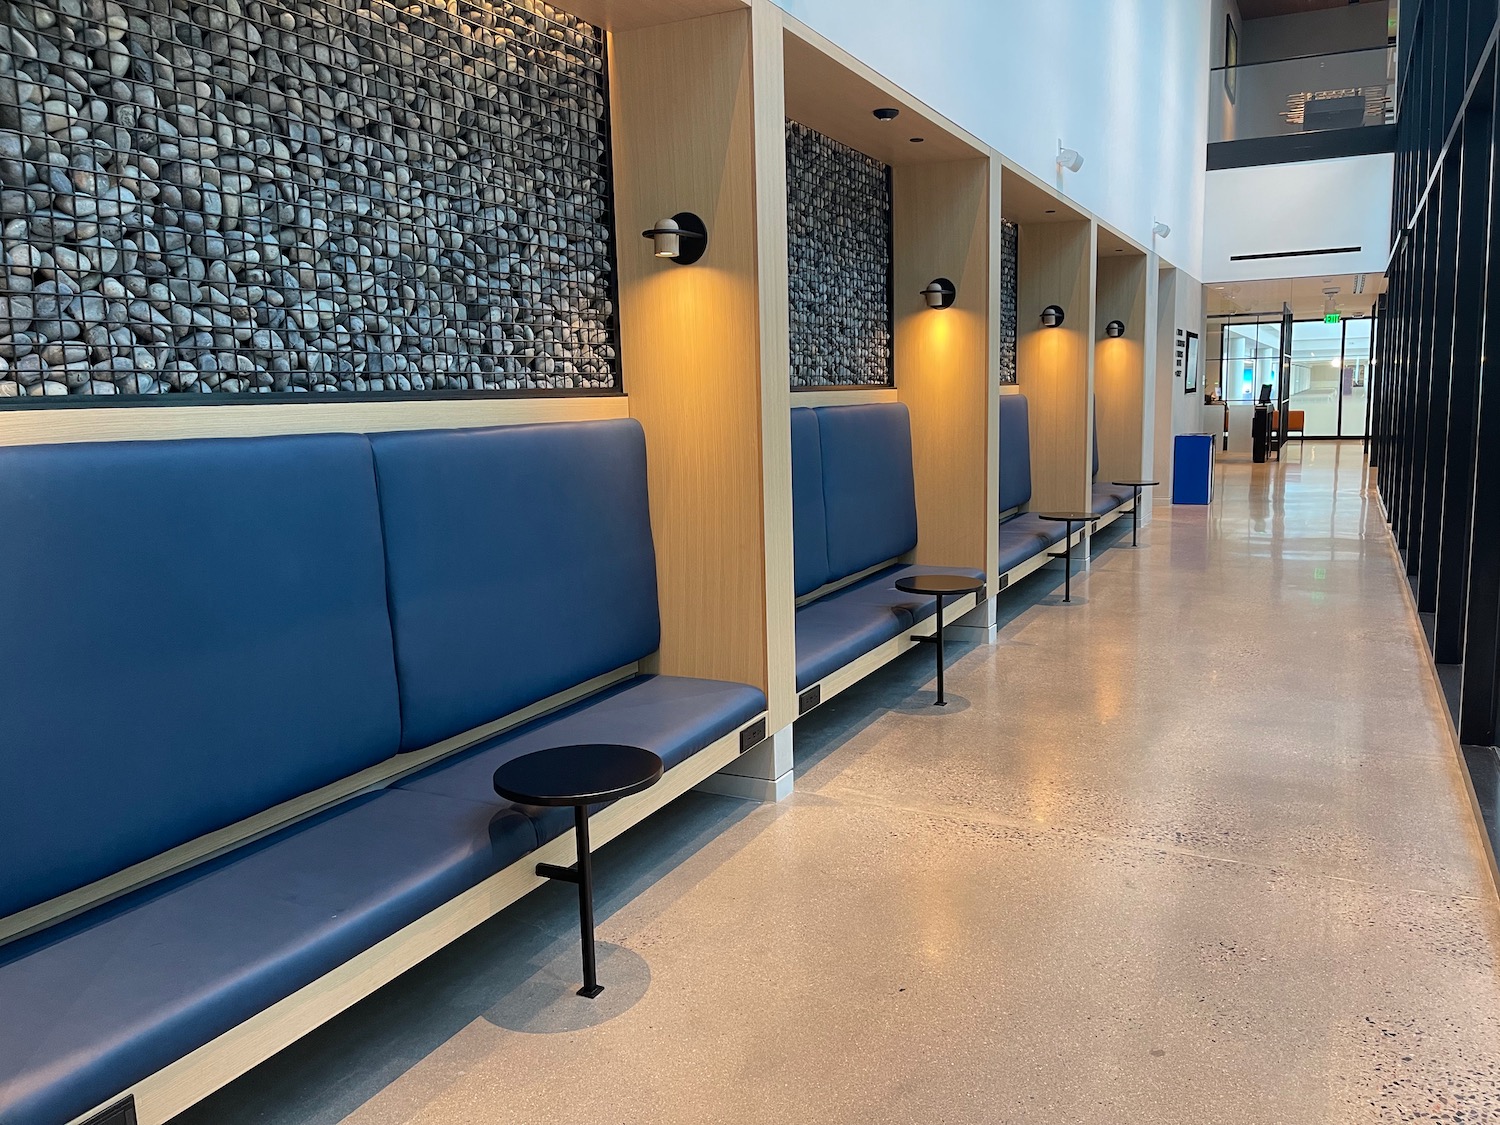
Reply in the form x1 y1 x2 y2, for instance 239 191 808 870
814 403 919 581
997 393 1033 513
371 420 662 750
790 408 830 597
0 434 401 919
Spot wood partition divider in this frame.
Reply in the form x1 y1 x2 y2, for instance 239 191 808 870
1016 219 1096 512
1095 252 1151 483
0 396 631 446
893 157 999 580
750 0 796 730
609 5 793 728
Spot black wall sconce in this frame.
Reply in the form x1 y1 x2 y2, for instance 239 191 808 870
1105 319 1125 338
922 278 957 309
642 212 708 265
1040 304 1066 328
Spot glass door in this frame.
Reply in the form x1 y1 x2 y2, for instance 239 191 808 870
1287 318 1345 436
1277 304 1293 447
1339 318 1374 437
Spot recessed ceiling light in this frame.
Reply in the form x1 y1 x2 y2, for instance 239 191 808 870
873 107 900 121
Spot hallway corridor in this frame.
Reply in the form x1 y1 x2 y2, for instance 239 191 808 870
178 443 1500 1125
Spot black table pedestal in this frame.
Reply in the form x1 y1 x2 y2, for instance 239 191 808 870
1048 523 1078 602
912 592 952 705
895 573 986 708
493 743 663 1000
1037 512 1105 603
1110 482 1159 548
537 806 604 997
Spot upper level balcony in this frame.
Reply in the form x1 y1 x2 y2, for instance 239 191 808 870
1208 45 1396 169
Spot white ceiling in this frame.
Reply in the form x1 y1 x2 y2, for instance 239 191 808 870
1207 273 1387 319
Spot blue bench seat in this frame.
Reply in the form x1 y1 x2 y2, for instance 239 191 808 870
0 419 767 1125
998 512 1066 574
1090 404 1130 519
394 672 766 842
790 404 984 703
996 393 1068 579
1091 481 1132 516
794 563 986 691
0 789 536 1125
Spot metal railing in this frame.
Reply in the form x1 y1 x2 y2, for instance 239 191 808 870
1209 46 1396 145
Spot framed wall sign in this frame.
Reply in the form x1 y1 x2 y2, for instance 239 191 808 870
1184 331 1201 394
1224 15 1239 105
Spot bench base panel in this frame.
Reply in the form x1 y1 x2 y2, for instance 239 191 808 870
62 715 766 1125
695 725 794 803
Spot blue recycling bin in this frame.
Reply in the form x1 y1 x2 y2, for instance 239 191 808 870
1172 433 1215 505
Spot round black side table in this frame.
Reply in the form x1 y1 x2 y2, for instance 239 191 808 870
894 573 986 705
1110 481 1160 546
1035 512 1104 603
493 744 663 998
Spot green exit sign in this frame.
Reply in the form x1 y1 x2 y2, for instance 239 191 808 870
1324 312 1341 324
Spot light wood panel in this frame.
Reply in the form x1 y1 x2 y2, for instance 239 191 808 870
780 16 985 165
0 396 630 446
0 664 639 947
893 157 996 578
609 9 777 708
1097 222 1147 256
558 0 747 31
1095 252 1149 482
1016 219 1095 511
790 388 898 407
1000 161 1088 223
61 718 764 1125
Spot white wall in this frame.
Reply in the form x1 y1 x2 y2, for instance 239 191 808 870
775 0 1211 277
1201 154 1394 282
1153 265 1208 496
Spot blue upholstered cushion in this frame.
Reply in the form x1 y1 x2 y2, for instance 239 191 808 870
370 421 662 751
394 673 767 843
790 408 830 597
793 564 985 691
1091 482 1131 516
1093 413 1101 478
0 434 401 920
813 403 919 581
795 596 910 692
0 790 535 1125
997 393 1034 514
998 513 1064 573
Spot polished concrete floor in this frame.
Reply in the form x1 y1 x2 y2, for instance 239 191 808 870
178 442 1500 1125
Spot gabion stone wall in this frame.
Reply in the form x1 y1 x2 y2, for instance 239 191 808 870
0 0 617 400
785 120 891 388
999 219 1018 385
